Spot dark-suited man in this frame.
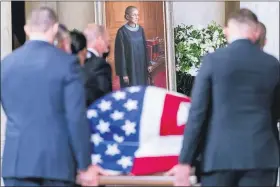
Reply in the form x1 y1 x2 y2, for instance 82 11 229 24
83 24 112 107
1 7 97 186
171 9 280 186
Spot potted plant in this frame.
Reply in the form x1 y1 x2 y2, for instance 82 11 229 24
174 21 227 96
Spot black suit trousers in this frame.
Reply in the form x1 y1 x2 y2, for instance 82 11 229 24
201 169 278 186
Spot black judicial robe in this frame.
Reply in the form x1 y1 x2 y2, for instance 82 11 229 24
114 24 149 87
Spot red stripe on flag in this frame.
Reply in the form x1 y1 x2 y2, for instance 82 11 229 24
159 94 191 136
131 156 179 175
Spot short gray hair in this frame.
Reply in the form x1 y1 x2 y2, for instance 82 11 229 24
124 6 138 20
26 6 58 32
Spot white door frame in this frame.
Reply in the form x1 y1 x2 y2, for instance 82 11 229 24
94 1 177 91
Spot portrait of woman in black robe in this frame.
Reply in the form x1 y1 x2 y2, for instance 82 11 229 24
114 6 151 88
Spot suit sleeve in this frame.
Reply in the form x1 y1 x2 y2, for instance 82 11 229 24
179 55 212 165
64 59 91 170
86 59 112 106
114 30 127 77
95 59 112 94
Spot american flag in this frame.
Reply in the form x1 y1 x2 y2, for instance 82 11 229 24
87 86 191 175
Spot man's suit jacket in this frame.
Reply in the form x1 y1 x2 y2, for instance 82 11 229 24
1 40 92 182
179 39 280 172
83 51 112 107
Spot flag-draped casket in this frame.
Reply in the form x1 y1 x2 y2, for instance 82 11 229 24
87 86 191 175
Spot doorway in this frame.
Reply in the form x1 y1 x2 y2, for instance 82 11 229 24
11 1 26 50
104 2 167 90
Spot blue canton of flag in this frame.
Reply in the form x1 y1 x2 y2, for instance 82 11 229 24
87 86 146 174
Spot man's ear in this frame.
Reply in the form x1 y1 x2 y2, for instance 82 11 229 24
96 36 103 46
223 27 228 37
24 25 30 36
52 22 59 35
264 38 267 46
254 27 262 42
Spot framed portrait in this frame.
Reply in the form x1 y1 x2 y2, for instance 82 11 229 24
95 1 177 91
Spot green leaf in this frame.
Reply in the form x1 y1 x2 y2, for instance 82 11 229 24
174 21 227 74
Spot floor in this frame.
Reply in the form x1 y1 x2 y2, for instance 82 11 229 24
112 68 167 91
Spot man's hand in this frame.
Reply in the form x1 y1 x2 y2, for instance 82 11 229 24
164 164 192 186
148 66 153 73
76 165 109 186
123 76 129 83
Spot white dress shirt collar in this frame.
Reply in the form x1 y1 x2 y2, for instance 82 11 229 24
87 48 99 58
228 36 249 44
29 35 49 43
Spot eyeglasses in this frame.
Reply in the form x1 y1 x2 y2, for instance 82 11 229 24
130 14 139 18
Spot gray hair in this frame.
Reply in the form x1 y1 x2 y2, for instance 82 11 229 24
124 6 137 20
83 23 106 43
26 6 58 32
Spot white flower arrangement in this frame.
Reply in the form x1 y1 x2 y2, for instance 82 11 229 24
174 21 227 76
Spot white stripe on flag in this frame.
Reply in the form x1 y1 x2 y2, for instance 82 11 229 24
135 87 183 157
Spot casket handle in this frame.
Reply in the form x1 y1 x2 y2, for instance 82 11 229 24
99 175 197 186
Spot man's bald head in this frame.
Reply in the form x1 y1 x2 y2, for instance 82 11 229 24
25 6 59 43
224 8 260 43
227 8 258 28
83 23 106 44
26 6 58 32
83 23 109 56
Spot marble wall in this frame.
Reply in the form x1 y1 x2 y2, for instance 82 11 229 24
173 2 225 27
57 2 95 31
1 2 11 153
0 105 5 185
25 2 95 32
240 2 279 60
1 2 12 59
